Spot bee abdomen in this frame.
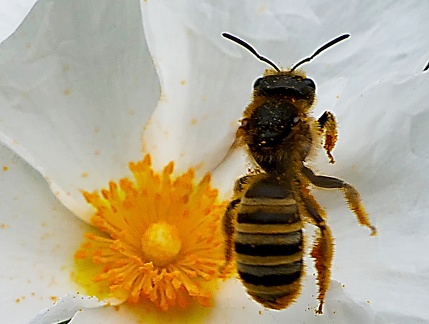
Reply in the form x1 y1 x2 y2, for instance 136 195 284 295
235 233 304 309
235 180 304 309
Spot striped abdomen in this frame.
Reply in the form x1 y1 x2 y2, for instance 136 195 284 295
235 178 304 309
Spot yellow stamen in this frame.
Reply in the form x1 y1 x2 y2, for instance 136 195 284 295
74 154 230 311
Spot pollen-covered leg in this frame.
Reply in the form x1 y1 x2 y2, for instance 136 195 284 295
302 166 377 236
221 198 240 273
318 111 338 164
311 224 333 314
298 183 333 314
221 175 250 273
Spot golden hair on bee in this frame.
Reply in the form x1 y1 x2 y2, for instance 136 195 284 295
221 32 376 314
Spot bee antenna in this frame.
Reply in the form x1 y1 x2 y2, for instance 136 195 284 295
291 34 350 71
222 32 281 72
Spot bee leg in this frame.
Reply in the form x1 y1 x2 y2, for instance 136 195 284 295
311 223 334 314
302 166 377 235
220 197 240 273
220 175 250 273
298 183 333 314
318 111 338 164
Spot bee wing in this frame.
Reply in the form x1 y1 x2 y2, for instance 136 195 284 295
212 126 246 172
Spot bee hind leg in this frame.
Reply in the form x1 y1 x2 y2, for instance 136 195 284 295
302 166 377 235
220 197 240 273
298 184 334 314
220 175 250 273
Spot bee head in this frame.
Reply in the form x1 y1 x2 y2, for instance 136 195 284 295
253 73 316 103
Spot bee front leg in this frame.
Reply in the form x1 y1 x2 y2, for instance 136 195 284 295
318 111 338 164
297 182 333 314
302 166 377 235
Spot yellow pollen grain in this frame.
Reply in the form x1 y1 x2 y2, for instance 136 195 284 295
73 154 231 313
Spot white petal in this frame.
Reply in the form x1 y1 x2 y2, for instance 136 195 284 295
319 72 429 322
0 0 36 42
0 144 86 322
29 294 106 324
141 1 250 175
0 0 160 222
212 278 382 323
0 144 144 323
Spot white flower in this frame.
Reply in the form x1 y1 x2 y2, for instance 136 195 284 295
0 0 35 42
1 0 429 323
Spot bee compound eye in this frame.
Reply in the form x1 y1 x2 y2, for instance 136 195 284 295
253 77 263 89
303 78 316 90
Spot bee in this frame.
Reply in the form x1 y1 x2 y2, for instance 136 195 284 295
221 33 377 314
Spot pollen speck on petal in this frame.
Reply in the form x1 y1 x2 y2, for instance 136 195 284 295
74 154 230 311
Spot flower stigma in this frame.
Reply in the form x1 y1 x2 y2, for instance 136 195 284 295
141 222 182 267
74 154 230 312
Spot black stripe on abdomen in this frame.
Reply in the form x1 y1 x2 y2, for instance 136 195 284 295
237 210 299 224
234 230 303 256
238 261 303 287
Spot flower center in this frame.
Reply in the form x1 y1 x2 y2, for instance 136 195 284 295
73 154 230 312
141 222 182 267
